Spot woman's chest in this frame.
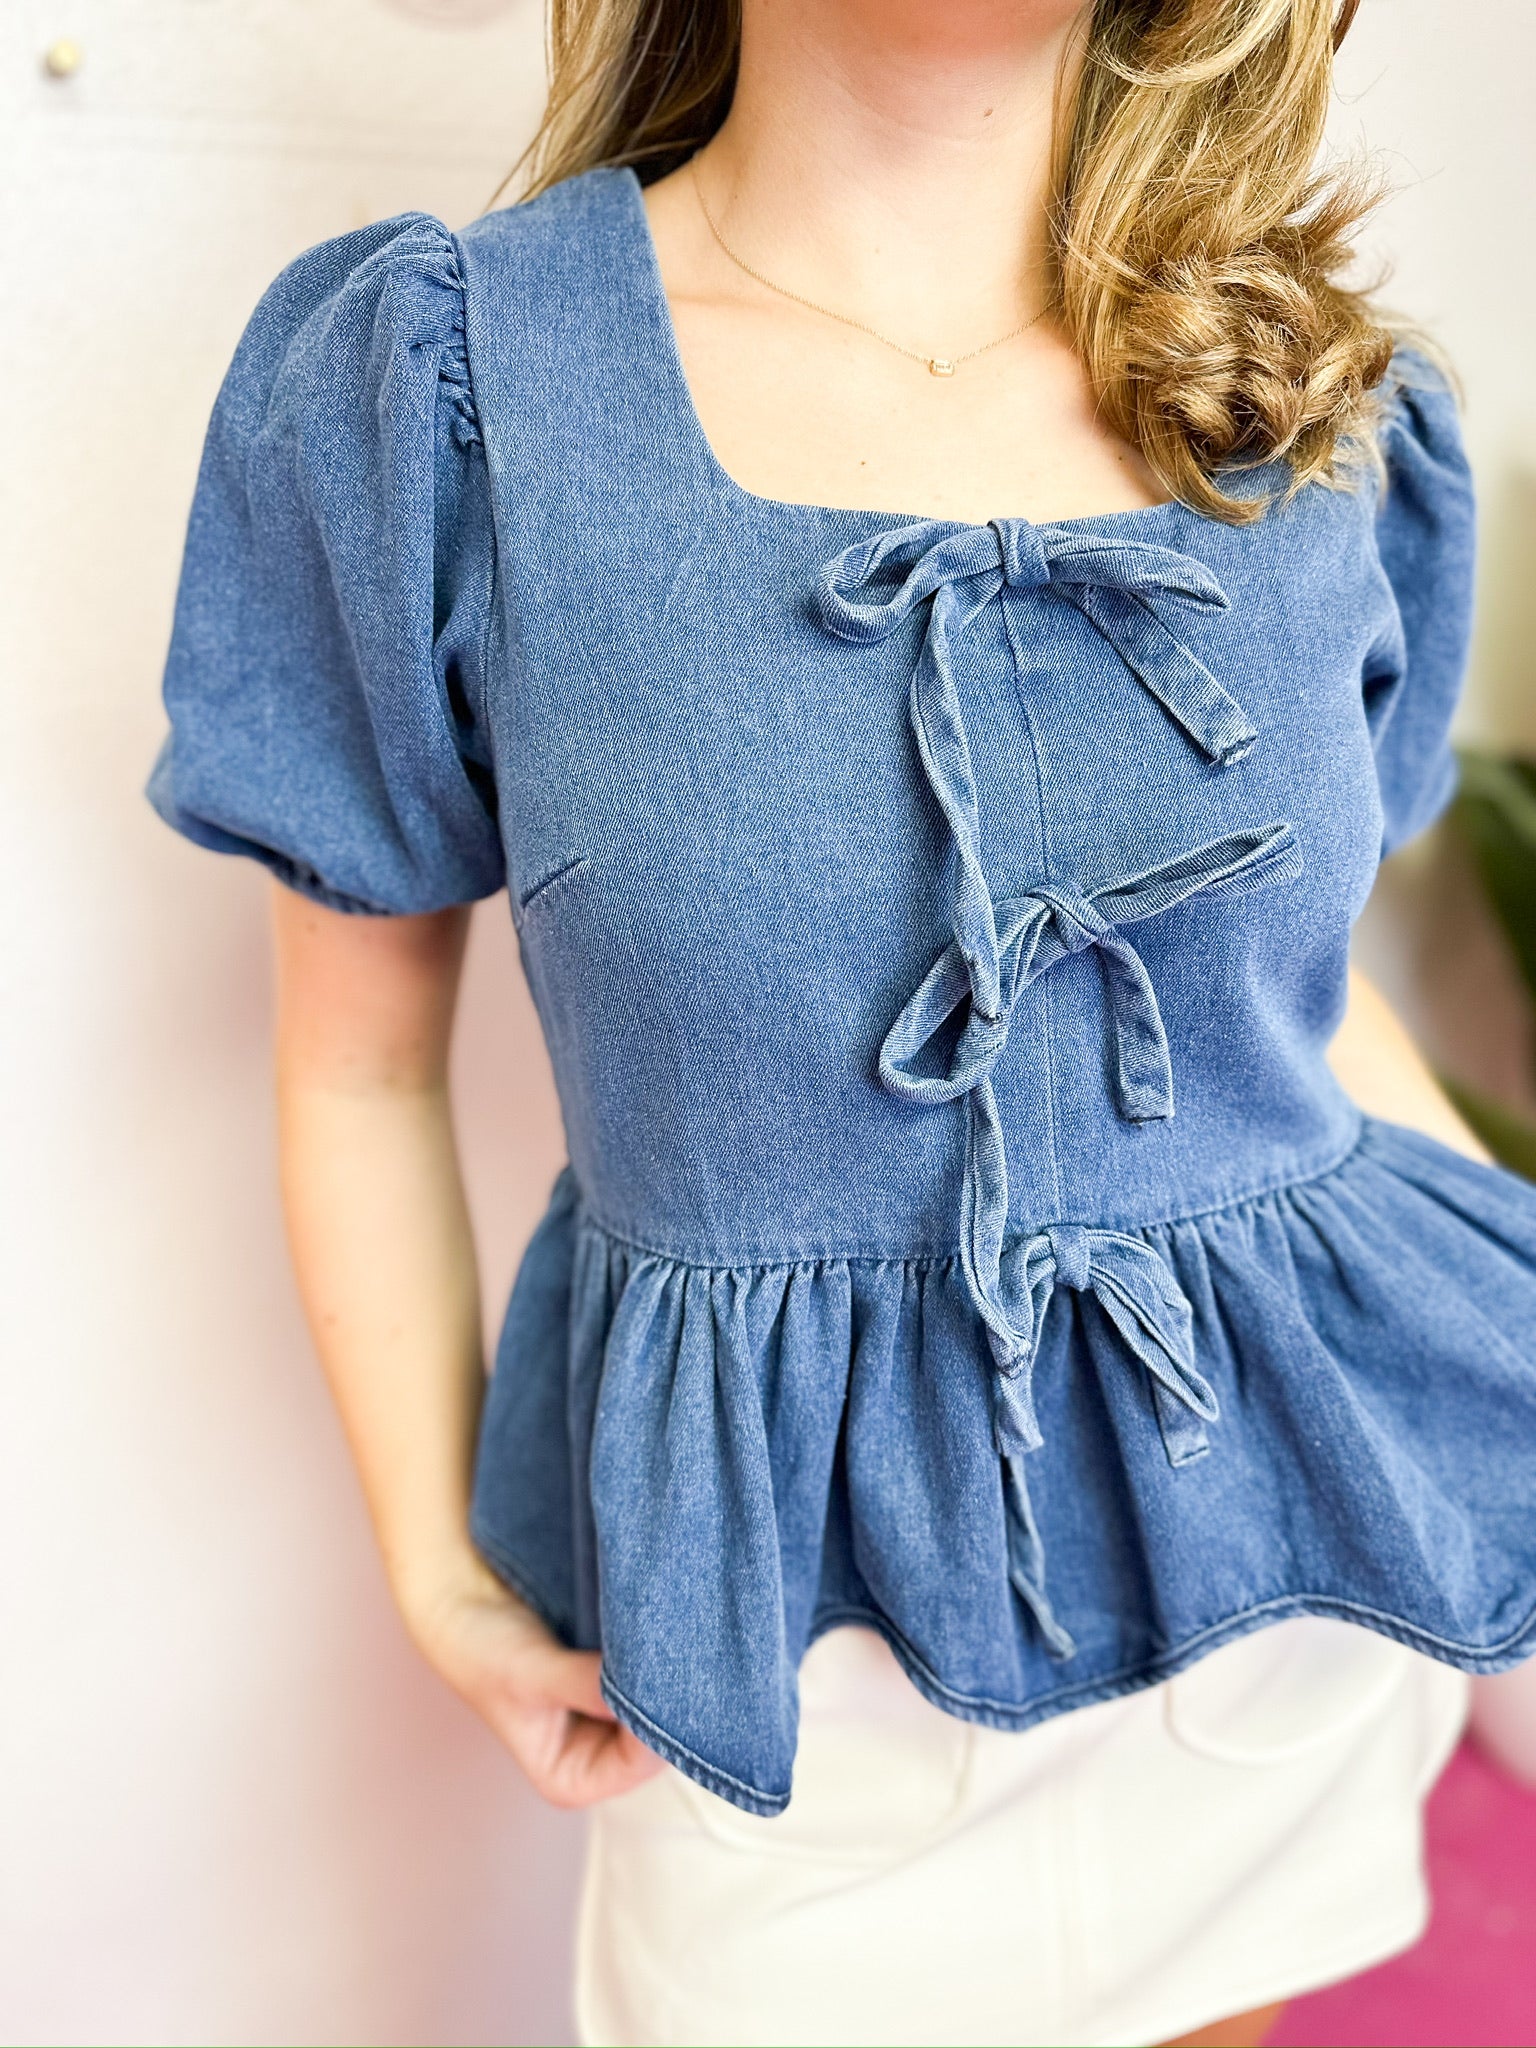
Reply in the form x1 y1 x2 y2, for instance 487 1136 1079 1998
486 489 1388 952
659 296 1170 532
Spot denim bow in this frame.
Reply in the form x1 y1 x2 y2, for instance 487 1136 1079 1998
879 830 1299 1661
993 1223 1212 1460
990 1220 1225 1658
880 823 1305 1383
816 516 1305 1658
814 514 1259 775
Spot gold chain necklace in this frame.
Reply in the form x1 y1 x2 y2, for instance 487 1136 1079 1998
690 158 1050 378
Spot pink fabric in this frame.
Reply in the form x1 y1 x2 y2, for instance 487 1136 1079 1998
1272 1740 1536 2048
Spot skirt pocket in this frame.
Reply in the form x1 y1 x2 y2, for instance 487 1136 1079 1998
1163 1614 1416 1766
678 1625 975 1861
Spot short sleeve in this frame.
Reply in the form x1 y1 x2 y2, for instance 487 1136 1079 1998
1362 352 1478 861
145 214 506 915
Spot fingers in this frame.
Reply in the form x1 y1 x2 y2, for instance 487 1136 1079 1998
417 1580 664 1807
489 1673 665 1809
522 1643 617 1723
539 1715 666 1809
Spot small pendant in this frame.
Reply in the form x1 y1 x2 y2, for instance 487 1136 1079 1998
928 357 956 378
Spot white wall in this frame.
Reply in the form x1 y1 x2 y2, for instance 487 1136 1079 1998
1 5 1532 2045
1331 4 1536 1107
1 5 577 2044
1332 1 1536 755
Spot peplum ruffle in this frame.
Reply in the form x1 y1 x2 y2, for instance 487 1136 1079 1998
471 1115 1536 1816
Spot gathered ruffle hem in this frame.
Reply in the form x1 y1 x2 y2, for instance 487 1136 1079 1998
470 1114 1536 1816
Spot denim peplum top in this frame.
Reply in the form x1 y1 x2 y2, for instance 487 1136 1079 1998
147 166 1536 1815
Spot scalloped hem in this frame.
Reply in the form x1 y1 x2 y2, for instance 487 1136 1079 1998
622 1591 1532 1815
601 1674 791 1818
474 1505 1534 1818
820 1591 1536 1734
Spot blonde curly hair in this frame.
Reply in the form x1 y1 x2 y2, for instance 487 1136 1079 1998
505 0 1395 523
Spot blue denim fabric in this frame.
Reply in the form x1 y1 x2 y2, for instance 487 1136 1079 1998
147 166 1536 1818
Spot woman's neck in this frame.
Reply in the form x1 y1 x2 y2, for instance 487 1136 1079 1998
698 0 1085 344
640 0 1167 527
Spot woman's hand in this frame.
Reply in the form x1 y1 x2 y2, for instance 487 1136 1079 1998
404 1551 665 1808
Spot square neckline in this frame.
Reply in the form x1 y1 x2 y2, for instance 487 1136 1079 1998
614 164 1192 537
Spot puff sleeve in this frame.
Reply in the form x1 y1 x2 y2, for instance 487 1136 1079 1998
1363 353 1478 861
145 214 506 914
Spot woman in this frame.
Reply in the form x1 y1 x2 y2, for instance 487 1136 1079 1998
146 0 1536 2041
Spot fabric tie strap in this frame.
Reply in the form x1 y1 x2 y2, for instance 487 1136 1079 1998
880 829 1299 1656
992 1222 1216 1467
992 1217 1222 1664
815 514 1258 771
815 515 1304 1659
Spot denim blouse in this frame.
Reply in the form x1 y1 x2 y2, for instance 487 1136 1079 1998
148 166 1536 1817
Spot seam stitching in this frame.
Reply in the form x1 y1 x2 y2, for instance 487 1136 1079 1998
572 1117 1370 1269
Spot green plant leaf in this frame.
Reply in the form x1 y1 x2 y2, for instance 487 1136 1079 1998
1438 1074 1536 1181
1451 749 1536 1007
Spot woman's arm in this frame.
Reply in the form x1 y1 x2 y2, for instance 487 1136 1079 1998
1327 963 1492 1162
271 882 661 1806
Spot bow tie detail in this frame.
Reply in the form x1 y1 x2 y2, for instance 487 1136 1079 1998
881 825 1303 1130
879 824 1300 1417
815 515 1258 770
993 1221 1220 1659
814 514 1304 1661
992 1223 1217 1470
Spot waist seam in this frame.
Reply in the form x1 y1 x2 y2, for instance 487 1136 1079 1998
572 1110 1371 1272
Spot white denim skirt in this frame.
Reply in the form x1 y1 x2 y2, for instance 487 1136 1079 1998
575 1619 1468 2048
